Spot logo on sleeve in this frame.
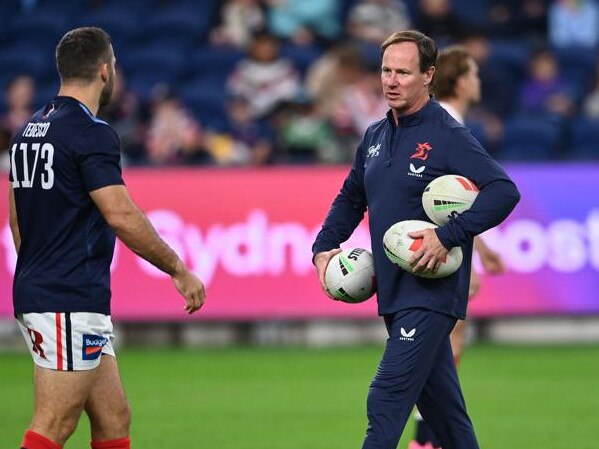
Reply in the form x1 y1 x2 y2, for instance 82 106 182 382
410 142 433 161
82 334 108 360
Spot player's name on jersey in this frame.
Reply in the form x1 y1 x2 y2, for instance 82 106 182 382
23 122 51 138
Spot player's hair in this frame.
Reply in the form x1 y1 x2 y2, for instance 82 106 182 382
380 30 438 73
56 27 112 83
431 46 472 100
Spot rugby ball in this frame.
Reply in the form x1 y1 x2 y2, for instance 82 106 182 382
422 175 479 225
383 220 462 278
325 248 376 303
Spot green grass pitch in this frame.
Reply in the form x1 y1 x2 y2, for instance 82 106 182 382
1 344 597 449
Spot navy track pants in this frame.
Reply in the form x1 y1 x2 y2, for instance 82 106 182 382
361 308 480 449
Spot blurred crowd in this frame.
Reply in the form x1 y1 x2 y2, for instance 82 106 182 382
1 0 599 167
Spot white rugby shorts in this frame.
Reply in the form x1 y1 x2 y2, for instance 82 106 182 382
17 312 115 371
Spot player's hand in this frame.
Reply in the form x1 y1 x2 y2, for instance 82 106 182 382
172 263 206 314
314 248 342 299
408 228 449 275
468 269 480 299
479 247 506 275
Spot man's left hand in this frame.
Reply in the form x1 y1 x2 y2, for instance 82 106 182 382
408 228 449 275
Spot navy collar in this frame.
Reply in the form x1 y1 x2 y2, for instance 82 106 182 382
386 97 440 127
55 95 91 112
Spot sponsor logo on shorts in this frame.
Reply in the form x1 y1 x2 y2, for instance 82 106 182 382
82 334 108 360
399 327 416 341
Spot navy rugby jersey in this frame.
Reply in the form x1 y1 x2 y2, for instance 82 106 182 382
10 96 124 315
313 100 520 319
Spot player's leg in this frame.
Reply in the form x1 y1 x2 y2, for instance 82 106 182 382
416 337 480 449
18 312 116 449
361 309 456 449
84 354 132 449
17 312 101 448
22 365 98 448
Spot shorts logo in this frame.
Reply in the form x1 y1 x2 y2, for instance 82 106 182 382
82 334 107 360
399 327 416 341
26 327 47 359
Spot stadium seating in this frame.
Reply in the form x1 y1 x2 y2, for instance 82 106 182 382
500 116 563 160
569 118 599 159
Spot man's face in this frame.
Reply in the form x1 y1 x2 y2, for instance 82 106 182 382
381 42 434 115
99 46 116 107
461 57 481 104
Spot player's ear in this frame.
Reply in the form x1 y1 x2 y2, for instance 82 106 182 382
99 63 109 83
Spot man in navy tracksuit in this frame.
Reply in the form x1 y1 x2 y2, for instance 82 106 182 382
312 30 520 449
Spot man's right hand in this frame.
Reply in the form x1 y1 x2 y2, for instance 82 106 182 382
172 262 206 314
313 248 342 299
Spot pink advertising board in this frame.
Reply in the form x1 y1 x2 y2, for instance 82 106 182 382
1 165 598 320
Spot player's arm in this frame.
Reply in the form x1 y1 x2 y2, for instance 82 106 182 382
89 185 205 314
474 236 506 274
8 185 20 253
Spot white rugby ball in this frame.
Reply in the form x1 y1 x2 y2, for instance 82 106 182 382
422 175 479 225
325 248 376 303
383 220 462 278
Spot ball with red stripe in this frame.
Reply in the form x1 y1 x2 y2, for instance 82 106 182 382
383 220 463 278
422 174 479 226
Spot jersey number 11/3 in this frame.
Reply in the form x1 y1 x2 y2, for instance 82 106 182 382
10 142 55 190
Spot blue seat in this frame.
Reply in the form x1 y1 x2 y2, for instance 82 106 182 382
144 1 217 42
76 5 142 45
490 39 531 80
452 0 489 27
500 117 562 160
187 46 245 79
0 42 53 82
569 119 599 159
553 47 597 101
9 7 70 44
280 44 323 76
122 40 189 79
180 80 228 130
128 72 177 100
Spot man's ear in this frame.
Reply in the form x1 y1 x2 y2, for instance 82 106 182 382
423 66 435 86
99 63 109 83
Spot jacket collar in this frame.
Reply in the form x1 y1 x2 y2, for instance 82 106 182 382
386 97 440 127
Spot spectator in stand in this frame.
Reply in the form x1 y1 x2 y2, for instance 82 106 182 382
549 0 599 49
519 49 576 117
265 0 341 46
271 93 335 163
306 45 387 162
98 67 146 165
415 0 462 44
0 75 35 171
347 0 411 45
208 94 274 165
210 0 267 49
227 31 302 119
583 62 599 118
145 86 213 165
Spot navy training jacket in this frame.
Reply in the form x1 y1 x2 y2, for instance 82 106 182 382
312 99 520 319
